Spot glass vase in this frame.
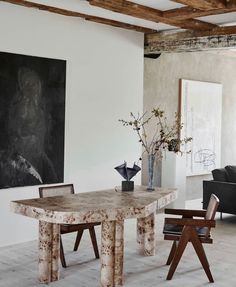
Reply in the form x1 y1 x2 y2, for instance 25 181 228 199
147 154 155 191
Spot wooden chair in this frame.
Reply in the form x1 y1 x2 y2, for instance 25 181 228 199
163 194 219 282
39 184 100 268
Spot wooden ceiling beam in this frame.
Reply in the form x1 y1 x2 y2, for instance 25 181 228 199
88 0 217 31
172 0 226 10
163 5 236 21
0 0 156 33
165 0 236 20
146 25 236 41
226 0 236 8
145 25 236 53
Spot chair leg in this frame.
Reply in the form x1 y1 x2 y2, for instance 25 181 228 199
89 227 100 259
73 230 84 251
220 212 223 221
191 229 214 283
166 227 190 280
60 236 67 268
166 241 177 265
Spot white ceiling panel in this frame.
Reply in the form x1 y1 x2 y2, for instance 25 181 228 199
28 0 158 29
129 0 186 10
198 12 236 25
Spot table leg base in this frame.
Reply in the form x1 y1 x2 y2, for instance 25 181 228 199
38 221 60 283
101 220 124 287
137 213 156 256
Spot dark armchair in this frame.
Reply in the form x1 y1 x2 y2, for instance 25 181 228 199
203 166 236 218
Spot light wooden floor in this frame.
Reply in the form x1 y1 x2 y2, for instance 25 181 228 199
1 199 236 287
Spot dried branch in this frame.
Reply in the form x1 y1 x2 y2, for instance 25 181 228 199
119 107 192 160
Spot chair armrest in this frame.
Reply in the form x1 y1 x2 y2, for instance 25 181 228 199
165 217 216 228
164 208 206 217
209 180 236 187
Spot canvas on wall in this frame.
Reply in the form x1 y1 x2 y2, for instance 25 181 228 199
180 79 222 176
0 51 66 189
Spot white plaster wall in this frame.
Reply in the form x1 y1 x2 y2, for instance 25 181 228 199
144 51 236 200
0 3 144 246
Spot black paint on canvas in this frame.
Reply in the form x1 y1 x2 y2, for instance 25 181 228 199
0 51 66 189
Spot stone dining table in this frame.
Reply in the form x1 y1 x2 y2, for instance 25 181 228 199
11 185 177 287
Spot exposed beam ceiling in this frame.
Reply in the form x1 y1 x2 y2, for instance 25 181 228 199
2 0 236 53
0 0 156 33
145 25 236 53
172 0 226 10
88 0 217 31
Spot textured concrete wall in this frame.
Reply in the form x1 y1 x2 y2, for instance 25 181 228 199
144 51 236 199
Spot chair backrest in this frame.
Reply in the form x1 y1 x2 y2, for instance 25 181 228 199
39 184 74 198
205 194 219 220
204 194 219 237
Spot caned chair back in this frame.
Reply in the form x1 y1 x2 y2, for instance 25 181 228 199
205 194 219 220
39 184 74 198
38 183 100 268
204 193 219 237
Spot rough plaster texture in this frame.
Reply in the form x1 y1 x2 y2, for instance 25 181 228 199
144 51 236 199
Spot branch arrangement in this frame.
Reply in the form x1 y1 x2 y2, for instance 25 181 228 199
119 107 192 160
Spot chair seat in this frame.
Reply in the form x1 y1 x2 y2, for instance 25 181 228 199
163 223 209 237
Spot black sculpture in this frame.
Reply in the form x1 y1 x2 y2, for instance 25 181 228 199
115 161 141 191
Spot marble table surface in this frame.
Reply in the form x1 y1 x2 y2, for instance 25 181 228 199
11 185 177 224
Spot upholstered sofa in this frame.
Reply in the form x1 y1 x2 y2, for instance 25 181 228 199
203 166 236 217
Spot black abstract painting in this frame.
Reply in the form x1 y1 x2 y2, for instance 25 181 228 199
0 51 66 189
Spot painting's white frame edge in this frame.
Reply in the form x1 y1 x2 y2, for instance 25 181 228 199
179 78 222 177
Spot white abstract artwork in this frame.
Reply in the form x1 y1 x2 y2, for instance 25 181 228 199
180 79 222 176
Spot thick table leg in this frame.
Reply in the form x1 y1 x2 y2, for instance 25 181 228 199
38 221 60 283
101 220 124 287
51 224 60 281
114 220 124 287
101 221 116 287
137 213 155 256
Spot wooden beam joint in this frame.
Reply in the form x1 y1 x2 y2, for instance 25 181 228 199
88 0 217 31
